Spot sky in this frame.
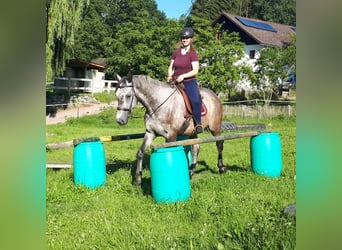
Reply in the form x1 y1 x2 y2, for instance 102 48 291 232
155 0 193 19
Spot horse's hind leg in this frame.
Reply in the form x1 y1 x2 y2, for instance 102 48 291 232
135 131 155 185
210 126 227 174
216 140 227 174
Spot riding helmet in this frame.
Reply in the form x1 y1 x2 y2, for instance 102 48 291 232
180 27 194 39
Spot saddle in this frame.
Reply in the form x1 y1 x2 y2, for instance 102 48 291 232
176 83 207 118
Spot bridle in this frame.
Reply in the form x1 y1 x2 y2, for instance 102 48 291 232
116 82 135 112
116 81 178 116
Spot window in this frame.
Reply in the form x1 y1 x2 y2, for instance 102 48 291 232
249 50 255 59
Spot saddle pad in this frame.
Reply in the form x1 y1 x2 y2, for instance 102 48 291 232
177 85 207 116
201 102 207 116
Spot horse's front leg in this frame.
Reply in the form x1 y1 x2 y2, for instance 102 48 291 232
216 140 227 173
189 143 200 178
135 131 156 185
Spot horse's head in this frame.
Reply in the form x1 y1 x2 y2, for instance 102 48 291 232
114 72 138 125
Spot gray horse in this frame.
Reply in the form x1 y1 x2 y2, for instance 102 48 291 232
114 73 227 185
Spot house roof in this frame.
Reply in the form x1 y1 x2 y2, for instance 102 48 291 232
66 59 107 71
212 12 296 47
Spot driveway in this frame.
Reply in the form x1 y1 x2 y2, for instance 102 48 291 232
46 102 117 125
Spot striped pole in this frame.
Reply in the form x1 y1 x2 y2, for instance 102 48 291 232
46 132 145 150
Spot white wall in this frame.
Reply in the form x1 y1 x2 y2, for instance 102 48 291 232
90 70 106 93
235 44 266 92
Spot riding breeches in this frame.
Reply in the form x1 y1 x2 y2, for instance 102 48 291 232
183 79 202 124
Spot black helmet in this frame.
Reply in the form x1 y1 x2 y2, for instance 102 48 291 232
180 27 194 39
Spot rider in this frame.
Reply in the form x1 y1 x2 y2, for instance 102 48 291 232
167 27 203 134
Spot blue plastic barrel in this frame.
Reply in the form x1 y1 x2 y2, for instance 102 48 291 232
176 135 192 167
73 141 106 189
250 132 282 177
150 146 191 203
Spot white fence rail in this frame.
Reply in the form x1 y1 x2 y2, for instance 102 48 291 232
50 77 119 93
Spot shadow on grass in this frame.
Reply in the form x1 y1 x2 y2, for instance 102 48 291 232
105 157 248 197
106 155 153 196
226 164 249 172
106 154 150 172
106 160 132 174
195 160 248 174
141 177 152 197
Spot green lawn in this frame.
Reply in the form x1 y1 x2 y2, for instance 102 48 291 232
46 107 296 249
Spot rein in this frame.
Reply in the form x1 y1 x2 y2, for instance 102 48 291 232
148 87 178 117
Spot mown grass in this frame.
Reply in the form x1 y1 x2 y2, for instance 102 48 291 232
46 107 296 249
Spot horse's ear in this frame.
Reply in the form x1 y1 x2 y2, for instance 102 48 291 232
113 73 121 81
127 71 132 82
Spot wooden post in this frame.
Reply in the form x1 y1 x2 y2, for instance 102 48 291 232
68 77 71 96
287 105 291 118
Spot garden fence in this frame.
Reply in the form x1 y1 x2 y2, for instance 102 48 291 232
222 99 296 119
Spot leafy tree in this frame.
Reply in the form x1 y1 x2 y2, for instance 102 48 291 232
102 0 182 79
190 0 241 22
71 0 183 79
188 0 296 26
282 34 296 76
252 43 295 104
249 0 296 26
46 0 89 80
193 17 253 96
72 0 111 60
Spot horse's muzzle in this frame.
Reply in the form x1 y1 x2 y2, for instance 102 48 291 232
116 117 128 125
116 112 128 125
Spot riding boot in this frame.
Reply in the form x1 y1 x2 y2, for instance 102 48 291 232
195 122 203 134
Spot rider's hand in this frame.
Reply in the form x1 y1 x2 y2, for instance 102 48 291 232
176 75 185 83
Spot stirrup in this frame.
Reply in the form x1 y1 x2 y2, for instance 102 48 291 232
195 124 203 134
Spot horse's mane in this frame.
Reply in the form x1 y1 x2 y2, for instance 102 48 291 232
133 75 168 88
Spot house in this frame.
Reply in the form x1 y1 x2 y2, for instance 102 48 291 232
53 59 117 94
212 12 296 91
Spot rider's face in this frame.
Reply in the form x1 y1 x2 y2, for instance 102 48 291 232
181 37 192 47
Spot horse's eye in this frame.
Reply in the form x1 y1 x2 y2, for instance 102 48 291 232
126 94 132 98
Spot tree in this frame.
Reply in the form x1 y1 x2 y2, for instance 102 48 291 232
249 0 296 26
193 17 253 96
190 0 241 22
72 0 111 60
188 0 296 26
282 34 296 76
46 0 89 80
100 0 182 79
252 43 295 104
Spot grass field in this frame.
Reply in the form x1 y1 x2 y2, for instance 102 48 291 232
46 107 296 249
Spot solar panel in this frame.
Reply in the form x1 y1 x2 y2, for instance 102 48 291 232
236 17 277 32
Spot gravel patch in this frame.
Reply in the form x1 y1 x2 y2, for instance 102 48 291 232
46 102 117 125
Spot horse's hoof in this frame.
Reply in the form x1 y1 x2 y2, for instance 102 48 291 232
189 169 195 179
133 180 141 186
219 166 227 174
134 175 142 185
